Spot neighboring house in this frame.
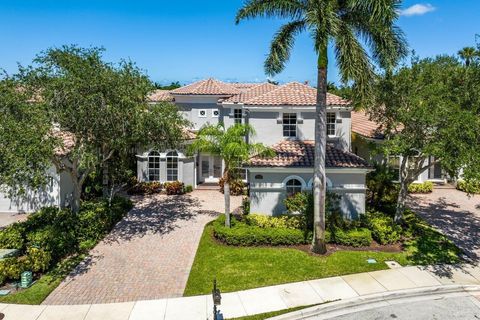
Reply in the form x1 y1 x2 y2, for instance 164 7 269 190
351 110 446 183
138 78 372 218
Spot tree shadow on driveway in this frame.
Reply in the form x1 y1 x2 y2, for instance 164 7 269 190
409 192 480 262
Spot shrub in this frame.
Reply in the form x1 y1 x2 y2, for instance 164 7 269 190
363 211 402 244
0 223 25 249
26 226 77 262
128 181 163 195
242 196 250 215
245 214 305 230
408 181 433 194
332 228 372 247
164 181 185 195
213 215 309 246
26 247 51 272
219 178 246 196
456 179 480 194
184 185 193 193
366 163 399 213
0 257 30 280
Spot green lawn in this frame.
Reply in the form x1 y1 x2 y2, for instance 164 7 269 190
0 254 85 305
184 223 410 296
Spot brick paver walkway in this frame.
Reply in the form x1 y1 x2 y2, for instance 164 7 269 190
408 187 480 261
43 190 242 305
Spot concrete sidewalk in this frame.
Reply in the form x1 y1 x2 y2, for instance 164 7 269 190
3 264 480 320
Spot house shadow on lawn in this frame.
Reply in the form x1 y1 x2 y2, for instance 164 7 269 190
408 193 480 263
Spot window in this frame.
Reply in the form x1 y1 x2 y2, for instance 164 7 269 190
388 156 401 181
283 113 297 138
234 109 243 124
286 179 302 197
148 151 161 181
327 113 336 136
198 109 207 118
255 174 263 180
166 151 179 181
212 109 220 117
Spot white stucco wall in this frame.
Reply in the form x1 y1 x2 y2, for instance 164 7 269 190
0 166 61 213
248 168 368 219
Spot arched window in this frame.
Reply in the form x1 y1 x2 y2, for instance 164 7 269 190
166 151 179 181
286 178 302 197
148 151 161 181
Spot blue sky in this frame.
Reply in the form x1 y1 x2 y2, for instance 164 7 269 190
0 1 478 85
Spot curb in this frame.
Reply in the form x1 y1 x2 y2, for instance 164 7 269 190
268 284 480 320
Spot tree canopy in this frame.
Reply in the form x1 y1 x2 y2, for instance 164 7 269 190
367 55 480 219
1 46 189 212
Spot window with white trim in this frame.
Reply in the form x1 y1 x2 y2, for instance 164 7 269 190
388 156 401 181
233 109 243 124
166 151 179 181
283 113 297 138
327 113 336 136
286 178 302 197
148 151 161 181
198 109 207 118
212 109 220 117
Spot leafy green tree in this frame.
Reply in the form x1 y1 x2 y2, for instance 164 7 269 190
236 0 407 253
0 76 57 198
189 124 273 227
368 56 480 221
458 46 479 67
15 46 188 212
154 81 182 90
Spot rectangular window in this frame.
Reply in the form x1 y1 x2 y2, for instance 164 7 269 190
283 113 297 138
327 113 336 136
166 153 178 181
148 155 160 181
233 109 242 124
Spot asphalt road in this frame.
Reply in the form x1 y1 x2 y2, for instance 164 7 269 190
326 296 480 320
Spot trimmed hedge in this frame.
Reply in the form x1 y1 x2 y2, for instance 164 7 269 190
332 228 372 247
245 214 305 230
408 181 434 194
0 196 132 285
213 216 310 246
457 179 480 194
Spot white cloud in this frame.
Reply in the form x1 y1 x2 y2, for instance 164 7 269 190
400 3 436 17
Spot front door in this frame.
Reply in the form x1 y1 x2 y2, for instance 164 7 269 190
199 155 223 183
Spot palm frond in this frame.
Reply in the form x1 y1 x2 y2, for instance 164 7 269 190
334 22 375 95
265 20 306 76
235 0 306 24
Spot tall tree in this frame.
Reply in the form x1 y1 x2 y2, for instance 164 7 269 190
189 124 273 227
458 46 479 67
368 56 480 221
236 0 407 253
18 46 188 212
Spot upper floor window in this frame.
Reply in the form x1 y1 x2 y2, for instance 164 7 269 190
283 113 297 138
166 151 179 181
327 113 336 136
198 109 207 118
148 151 161 181
286 178 302 197
234 109 243 124
388 156 401 182
212 109 220 117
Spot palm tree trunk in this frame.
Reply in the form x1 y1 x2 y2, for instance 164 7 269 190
224 179 231 228
312 47 328 254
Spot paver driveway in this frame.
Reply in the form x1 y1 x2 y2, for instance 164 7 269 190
43 190 242 305
408 187 480 261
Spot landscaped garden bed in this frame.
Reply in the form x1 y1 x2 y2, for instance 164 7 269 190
184 191 461 296
0 196 133 304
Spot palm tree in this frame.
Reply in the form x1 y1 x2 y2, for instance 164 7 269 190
458 47 479 67
236 0 407 254
189 124 273 227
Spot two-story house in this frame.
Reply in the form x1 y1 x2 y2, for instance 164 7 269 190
137 78 372 218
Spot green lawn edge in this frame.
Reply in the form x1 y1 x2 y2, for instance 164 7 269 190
184 222 411 296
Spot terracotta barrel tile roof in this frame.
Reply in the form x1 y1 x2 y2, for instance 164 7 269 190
147 89 174 102
171 78 240 96
351 111 385 139
225 82 350 107
248 140 370 169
